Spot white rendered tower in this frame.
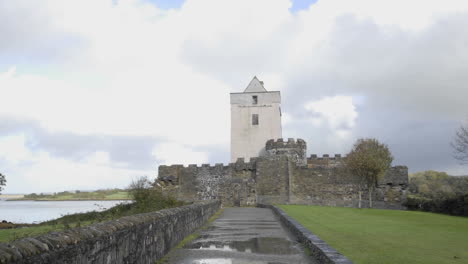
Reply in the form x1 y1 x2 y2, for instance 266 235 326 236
230 76 282 162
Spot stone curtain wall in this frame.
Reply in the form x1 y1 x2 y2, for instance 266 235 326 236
255 155 291 205
0 201 220 264
157 138 409 209
158 161 257 207
290 165 408 209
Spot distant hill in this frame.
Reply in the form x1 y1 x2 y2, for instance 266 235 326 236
10 189 131 201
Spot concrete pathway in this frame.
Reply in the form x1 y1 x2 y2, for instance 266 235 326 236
166 207 318 264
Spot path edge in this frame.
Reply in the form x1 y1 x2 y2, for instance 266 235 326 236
258 204 353 264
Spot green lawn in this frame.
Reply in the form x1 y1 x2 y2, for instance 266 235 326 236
279 205 468 264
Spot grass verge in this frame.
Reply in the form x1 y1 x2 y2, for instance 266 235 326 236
278 205 468 264
0 221 94 242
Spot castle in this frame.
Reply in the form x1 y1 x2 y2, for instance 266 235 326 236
157 77 408 209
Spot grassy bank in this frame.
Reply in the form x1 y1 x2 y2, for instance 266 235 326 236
279 205 468 264
12 189 131 201
0 221 93 242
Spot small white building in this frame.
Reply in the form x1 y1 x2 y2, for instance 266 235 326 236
230 77 282 162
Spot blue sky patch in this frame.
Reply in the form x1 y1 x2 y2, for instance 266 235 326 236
291 0 318 12
143 0 317 11
145 0 186 10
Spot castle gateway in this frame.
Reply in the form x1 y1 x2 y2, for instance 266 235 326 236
158 77 408 209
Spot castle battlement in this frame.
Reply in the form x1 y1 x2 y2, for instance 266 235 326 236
265 138 306 150
158 158 256 171
308 154 344 160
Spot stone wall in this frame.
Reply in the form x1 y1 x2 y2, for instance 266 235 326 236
256 155 290 205
290 165 408 209
265 138 307 166
0 201 220 264
158 161 256 207
157 138 409 210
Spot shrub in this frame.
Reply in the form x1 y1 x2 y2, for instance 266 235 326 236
405 194 468 216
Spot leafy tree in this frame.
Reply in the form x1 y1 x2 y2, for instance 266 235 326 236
346 138 393 208
409 170 468 199
0 173 6 194
451 121 468 164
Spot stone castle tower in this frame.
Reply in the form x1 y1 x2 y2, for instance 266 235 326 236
158 77 409 209
230 76 282 162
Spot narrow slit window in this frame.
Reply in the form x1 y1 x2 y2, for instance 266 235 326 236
252 114 259 125
252 95 258 105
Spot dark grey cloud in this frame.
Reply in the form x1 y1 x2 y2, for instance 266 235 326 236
286 13 468 118
353 107 461 173
281 13 468 174
0 116 163 170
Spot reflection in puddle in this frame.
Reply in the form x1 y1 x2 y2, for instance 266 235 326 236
193 259 231 264
192 258 284 264
186 237 297 255
198 233 259 239
205 227 244 231
192 258 286 264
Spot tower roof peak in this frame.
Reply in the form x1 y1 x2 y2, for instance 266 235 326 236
244 76 267 92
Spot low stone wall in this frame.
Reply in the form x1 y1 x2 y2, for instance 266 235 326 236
258 204 353 264
0 201 220 264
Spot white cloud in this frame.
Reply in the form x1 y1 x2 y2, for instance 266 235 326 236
0 135 147 193
305 96 358 138
153 142 208 166
0 134 32 165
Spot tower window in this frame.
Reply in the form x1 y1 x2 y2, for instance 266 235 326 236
252 114 259 125
252 95 258 105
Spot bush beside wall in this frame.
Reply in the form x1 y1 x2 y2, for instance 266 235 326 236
405 194 468 216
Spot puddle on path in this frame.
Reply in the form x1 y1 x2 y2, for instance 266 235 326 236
191 258 286 264
186 237 298 255
205 227 245 231
198 233 259 239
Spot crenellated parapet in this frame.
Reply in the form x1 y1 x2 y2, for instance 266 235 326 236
264 138 307 166
308 154 344 159
307 154 345 168
265 138 306 150
158 158 257 186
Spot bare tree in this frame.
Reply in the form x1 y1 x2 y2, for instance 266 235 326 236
451 122 468 164
0 173 6 194
346 138 393 208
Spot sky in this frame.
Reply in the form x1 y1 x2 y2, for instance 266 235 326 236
1 0 468 193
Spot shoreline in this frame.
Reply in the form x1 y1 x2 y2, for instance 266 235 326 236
6 198 133 202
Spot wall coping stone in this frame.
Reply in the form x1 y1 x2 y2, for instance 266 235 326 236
258 204 353 264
